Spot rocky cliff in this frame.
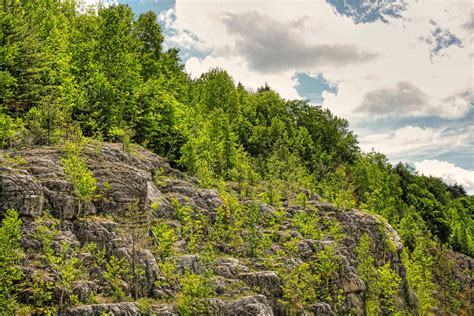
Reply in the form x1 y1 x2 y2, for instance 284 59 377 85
1 143 472 315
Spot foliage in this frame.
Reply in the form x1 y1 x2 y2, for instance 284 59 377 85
0 209 23 314
172 199 206 252
276 244 343 311
33 222 84 311
61 140 96 218
0 111 23 148
356 234 401 315
151 221 177 259
103 255 131 302
292 210 323 241
176 271 214 316
402 238 437 314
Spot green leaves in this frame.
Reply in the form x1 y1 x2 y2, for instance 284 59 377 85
0 209 23 314
61 140 96 218
356 233 401 315
103 255 131 302
176 271 214 316
151 222 177 259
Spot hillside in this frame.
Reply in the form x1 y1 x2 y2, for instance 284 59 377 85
0 1 473 315
1 142 472 315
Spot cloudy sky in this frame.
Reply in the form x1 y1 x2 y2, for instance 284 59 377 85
87 0 473 193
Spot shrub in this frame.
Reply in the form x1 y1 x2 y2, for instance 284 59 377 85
103 255 130 302
151 222 177 258
62 141 96 218
176 272 214 316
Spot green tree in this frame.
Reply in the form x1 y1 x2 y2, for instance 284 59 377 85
151 221 177 259
133 11 163 79
356 234 401 314
61 140 96 218
402 238 437 314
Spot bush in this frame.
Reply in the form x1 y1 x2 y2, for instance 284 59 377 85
103 255 131 302
176 272 214 316
151 222 177 258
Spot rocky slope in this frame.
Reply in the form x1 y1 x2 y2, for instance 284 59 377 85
1 143 472 315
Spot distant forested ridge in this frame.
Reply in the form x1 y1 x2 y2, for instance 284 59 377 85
0 1 473 314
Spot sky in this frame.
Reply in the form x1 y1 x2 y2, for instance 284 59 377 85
85 0 474 193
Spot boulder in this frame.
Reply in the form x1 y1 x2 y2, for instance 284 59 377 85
307 302 335 316
238 271 282 297
0 166 44 217
210 295 273 316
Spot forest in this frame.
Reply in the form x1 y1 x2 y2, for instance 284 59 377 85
0 0 473 315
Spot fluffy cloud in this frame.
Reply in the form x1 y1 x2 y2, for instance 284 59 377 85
357 82 472 119
357 82 427 116
358 125 474 164
414 160 474 193
221 11 376 73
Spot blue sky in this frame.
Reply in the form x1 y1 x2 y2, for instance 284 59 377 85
90 0 473 192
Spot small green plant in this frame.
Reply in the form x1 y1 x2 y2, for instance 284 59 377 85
156 259 179 288
109 126 135 152
136 297 156 314
172 199 206 252
62 140 96 218
33 223 83 311
30 270 55 314
153 167 167 188
262 180 282 207
292 211 322 241
176 272 214 316
296 192 308 208
103 255 130 302
151 222 177 258
210 191 244 252
0 112 18 148
356 234 401 315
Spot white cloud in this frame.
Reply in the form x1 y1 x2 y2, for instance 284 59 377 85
358 125 474 161
414 160 474 193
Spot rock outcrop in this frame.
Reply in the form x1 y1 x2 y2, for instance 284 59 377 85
1 143 472 315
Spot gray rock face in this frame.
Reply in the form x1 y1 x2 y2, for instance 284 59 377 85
214 257 250 278
2 144 168 220
210 295 273 316
238 271 282 297
175 254 201 274
65 302 140 316
150 304 177 315
307 302 335 316
112 247 159 297
0 166 44 217
73 219 123 251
